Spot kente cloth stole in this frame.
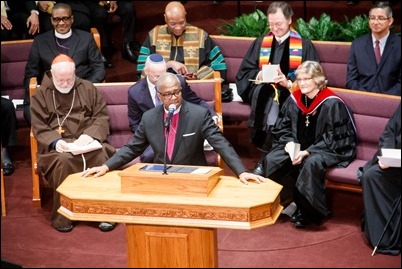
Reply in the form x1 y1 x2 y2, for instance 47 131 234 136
259 30 303 75
164 112 180 160
152 25 203 74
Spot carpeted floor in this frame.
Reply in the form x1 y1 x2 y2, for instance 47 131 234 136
1 125 401 268
2 1 401 267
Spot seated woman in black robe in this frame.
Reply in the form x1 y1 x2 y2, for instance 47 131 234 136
260 61 357 228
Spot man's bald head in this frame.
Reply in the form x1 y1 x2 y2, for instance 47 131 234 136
165 1 186 17
164 1 187 36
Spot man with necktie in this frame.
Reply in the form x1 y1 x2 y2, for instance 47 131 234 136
83 72 266 185
346 1 401 96
127 53 218 162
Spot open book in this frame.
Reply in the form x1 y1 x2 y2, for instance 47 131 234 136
65 140 103 155
378 148 401 167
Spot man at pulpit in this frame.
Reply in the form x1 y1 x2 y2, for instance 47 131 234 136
30 54 116 233
83 72 265 185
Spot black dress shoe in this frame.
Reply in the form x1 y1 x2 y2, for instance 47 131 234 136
252 162 265 176
101 54 113 68
121 42 138 63
52 215 73 232
99 222 116 232
294 219 307 228
3 162 15 176
291 209 302 223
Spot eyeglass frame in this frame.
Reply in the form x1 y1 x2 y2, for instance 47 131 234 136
368 16 390 22
296 77 313 83
51 16 73 23
157 89 182 100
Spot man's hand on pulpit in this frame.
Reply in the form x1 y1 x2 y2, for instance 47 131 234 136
82 164 109 178
238 172 267 185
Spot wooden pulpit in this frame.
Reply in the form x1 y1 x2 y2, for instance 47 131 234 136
57 163 283 268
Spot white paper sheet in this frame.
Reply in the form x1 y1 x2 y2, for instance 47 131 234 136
378 148 401 167
65 140 103 155
262 64 279 83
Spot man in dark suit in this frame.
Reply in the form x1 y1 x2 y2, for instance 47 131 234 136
346 1 401 96
83 72 265 185
23 2 105 125
128 53 218 162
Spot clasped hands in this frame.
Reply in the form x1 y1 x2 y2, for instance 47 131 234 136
55 134 94 153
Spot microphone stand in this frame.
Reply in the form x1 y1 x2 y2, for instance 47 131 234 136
163 124 170 175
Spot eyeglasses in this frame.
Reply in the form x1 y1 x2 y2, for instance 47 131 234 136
369 16 389 22
51 16 72 23
158 89 182 100
268 21 287 28
296 77 313 83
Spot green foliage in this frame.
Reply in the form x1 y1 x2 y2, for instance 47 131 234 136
338 14 370 42
295 13 341 41
219 11 372 42
218 9 269 38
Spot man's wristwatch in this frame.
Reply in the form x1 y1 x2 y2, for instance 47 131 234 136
31 10 39 15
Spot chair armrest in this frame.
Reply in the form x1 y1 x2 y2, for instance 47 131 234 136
90 27 101 51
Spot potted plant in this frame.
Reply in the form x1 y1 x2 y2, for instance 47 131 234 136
218 10 371 42
218 9 268 38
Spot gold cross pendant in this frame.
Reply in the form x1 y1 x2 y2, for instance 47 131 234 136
56 126 65 135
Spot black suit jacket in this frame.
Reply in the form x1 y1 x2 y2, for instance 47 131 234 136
346 32 401 96
127 75 217 133
105 101 246 175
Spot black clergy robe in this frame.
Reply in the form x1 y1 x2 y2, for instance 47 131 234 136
235 34 319 150
262 88 357 218
360 102 401 255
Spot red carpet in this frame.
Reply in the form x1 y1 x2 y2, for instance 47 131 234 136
2 2 401 267
1 126 400 268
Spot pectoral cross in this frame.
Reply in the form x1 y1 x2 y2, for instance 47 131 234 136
305 115 310 127
56 126 65 135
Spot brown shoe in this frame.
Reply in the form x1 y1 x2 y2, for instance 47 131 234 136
52 215 73 233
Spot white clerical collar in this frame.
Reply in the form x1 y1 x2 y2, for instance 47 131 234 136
55 29 72 39
277 31 290 43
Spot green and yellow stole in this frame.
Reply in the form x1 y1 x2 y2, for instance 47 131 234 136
151 24 204 75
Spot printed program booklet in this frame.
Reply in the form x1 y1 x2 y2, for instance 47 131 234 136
65 140 103 155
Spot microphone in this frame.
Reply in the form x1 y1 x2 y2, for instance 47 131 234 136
163 104 176 174
164 104 176 129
